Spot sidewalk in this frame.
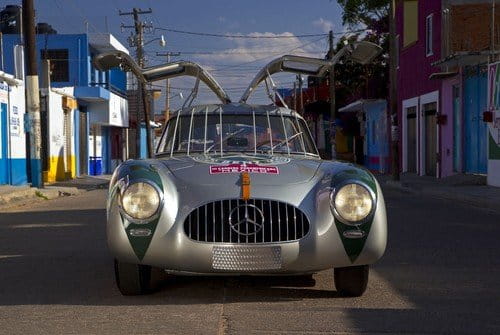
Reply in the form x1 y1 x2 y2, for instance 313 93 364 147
376 173 500 211
0 175 111 210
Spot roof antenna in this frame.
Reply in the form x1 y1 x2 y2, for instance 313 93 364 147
264 69 288 109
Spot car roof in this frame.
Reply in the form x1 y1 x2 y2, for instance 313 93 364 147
174 103 305 119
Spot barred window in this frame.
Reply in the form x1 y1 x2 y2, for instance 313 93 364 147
41 49 69 82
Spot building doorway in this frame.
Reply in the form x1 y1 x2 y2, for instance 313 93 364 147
464 66 487 174
452 85 462 172
0 103 8 184
79 109 88 175
406 106 417 173
423 102 437 176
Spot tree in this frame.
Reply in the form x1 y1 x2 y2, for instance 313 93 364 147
334 0 390 105
337 0 389 32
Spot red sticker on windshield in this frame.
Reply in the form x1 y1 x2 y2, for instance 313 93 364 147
210 163 279 175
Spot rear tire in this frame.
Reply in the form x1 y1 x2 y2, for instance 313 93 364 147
114 259 152 295
334 265 369 297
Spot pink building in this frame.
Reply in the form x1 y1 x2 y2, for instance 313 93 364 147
396 0 443 177
397 0 497 178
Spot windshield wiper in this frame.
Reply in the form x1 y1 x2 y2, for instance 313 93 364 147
204 128 246 154
271 132 303 150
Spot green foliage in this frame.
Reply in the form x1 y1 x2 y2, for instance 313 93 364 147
333 0 390 104
337 0 389 29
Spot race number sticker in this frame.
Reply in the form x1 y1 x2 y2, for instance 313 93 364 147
210 163 279 175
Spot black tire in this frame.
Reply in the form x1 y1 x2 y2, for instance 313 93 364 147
114 259 152 295
334 265 369 297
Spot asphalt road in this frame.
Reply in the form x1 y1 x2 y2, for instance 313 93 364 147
0 187 499 334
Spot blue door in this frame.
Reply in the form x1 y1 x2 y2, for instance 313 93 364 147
0 103 9 184
464 67 488 174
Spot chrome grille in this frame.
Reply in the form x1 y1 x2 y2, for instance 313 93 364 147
184 199 309 243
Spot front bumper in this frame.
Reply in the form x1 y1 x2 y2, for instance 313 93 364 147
107 182 387 275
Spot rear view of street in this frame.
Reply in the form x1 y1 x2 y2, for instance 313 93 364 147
0 187 498 334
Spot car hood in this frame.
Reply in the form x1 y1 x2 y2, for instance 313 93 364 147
158 154 323 186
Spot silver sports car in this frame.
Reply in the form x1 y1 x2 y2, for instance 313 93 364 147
96 53 387 297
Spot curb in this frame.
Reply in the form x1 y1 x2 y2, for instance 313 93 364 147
0 184 95 210
382 180 500 212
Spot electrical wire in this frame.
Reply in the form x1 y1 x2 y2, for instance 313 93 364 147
210 36 326 72
154 27 328 39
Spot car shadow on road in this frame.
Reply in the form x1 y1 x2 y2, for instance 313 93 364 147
0 208 340 307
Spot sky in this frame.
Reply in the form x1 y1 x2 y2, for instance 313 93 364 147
1 0 347 111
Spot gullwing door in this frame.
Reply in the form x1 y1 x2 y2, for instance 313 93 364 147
239 55 333 104
93 51 231 105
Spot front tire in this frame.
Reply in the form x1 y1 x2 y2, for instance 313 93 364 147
334 265 369 297
114 259 152 295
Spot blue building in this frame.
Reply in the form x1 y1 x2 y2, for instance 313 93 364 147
0 71 27 185
1 33 129 179
339 99 389 173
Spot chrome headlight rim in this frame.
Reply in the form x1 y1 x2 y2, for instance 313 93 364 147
119 179 164 224
330 180 376 226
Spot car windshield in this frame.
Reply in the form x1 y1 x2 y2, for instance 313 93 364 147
157 112 318 156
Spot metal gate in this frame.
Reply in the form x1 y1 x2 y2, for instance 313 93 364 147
452 85 462 172
63 109 72 178
423 102 437 176
406 106 417 173
79 109 88 175
0 103 8 184
464 66 487 174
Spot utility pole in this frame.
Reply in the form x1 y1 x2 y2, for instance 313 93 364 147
328 30 336 160
389 0 400 180
156 52 180 122
293 80 297 111
120 8 154 158
298 74 304 114
23 0 43 187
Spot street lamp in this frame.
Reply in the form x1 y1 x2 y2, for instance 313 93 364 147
143 34 166 47
329 40 383 159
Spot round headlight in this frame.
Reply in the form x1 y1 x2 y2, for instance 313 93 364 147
332 183 373 224
121 182 160 220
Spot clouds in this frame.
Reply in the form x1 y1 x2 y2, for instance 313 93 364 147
188 32 325 103
312 18 334 33
156 32 328 110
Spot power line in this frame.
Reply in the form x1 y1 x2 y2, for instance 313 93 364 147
210 36 326 72
154 27 368 39
154 27 328 39
145 50 327 56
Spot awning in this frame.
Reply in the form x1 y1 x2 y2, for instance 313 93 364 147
338 99 385 113
74 86 110 102
89 33 129 55
429 71 459 80
432 51 500 68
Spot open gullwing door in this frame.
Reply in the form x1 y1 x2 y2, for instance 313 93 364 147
239 55 333 104
93 51 231 104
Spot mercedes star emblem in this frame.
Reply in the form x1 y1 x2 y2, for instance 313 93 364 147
229 203 265 236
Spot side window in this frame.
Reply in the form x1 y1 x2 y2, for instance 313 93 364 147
403 0 418 47
426 14 433 56
41 49 69 82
